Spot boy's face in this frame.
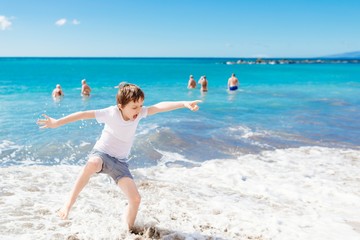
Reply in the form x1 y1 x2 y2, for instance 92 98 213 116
118 99 144 121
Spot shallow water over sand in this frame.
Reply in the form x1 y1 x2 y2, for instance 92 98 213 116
1 147 359 239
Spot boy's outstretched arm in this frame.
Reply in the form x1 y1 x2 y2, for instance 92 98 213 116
147 100 202 116
37 111 95 129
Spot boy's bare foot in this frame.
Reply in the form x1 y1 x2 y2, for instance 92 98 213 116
122 214 131 231
57 207 70 220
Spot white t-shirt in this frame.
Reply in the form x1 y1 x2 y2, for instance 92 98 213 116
93 105 148 159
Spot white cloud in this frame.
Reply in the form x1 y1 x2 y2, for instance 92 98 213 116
72 19 80 25
0 15 12 30
55 18 67 26
55 18 80 26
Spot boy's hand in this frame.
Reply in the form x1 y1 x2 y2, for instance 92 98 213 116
37 114 58 129
184 100 202 111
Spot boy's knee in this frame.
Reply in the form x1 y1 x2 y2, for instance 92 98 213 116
85 157 102 173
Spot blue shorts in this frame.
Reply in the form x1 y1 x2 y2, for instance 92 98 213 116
229 86 238 91
89 149 133 183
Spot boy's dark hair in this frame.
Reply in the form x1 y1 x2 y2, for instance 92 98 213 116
116 82 145 106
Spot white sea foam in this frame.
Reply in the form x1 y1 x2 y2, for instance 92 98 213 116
228 125 274 149
0 140 24 164
0 140 20 152
154 149 200 167
0 146 359 239
136 123 160 136
79 141 91 147
229 125 256 139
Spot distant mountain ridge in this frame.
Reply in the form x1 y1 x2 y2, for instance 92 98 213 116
321 51 360 59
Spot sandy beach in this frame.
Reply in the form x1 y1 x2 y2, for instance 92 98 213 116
1 146 359 240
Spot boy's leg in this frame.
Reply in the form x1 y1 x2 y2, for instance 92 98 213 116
58 156 103 219
117 177 141 230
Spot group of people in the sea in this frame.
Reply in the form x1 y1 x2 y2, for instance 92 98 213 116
52 79 91 99
187 73 239 92
53 73 239 100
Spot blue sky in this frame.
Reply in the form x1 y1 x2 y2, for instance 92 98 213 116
1 0 359 57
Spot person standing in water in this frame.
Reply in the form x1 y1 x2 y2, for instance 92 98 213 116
198 75 208 92
81 79 91 96
187 75 196 89
52 84 64 98
228 73 239 91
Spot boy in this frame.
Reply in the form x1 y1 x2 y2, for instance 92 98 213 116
37 82 201 230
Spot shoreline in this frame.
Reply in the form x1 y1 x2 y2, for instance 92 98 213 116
0 146 359 239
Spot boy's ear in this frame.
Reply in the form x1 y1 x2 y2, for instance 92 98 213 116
117 103 122 109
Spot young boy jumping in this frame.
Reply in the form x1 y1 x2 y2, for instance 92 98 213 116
37 82 201 230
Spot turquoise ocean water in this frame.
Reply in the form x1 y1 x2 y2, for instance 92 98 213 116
0 58 359 168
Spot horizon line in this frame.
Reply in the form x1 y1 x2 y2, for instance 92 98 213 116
1 56 359 59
